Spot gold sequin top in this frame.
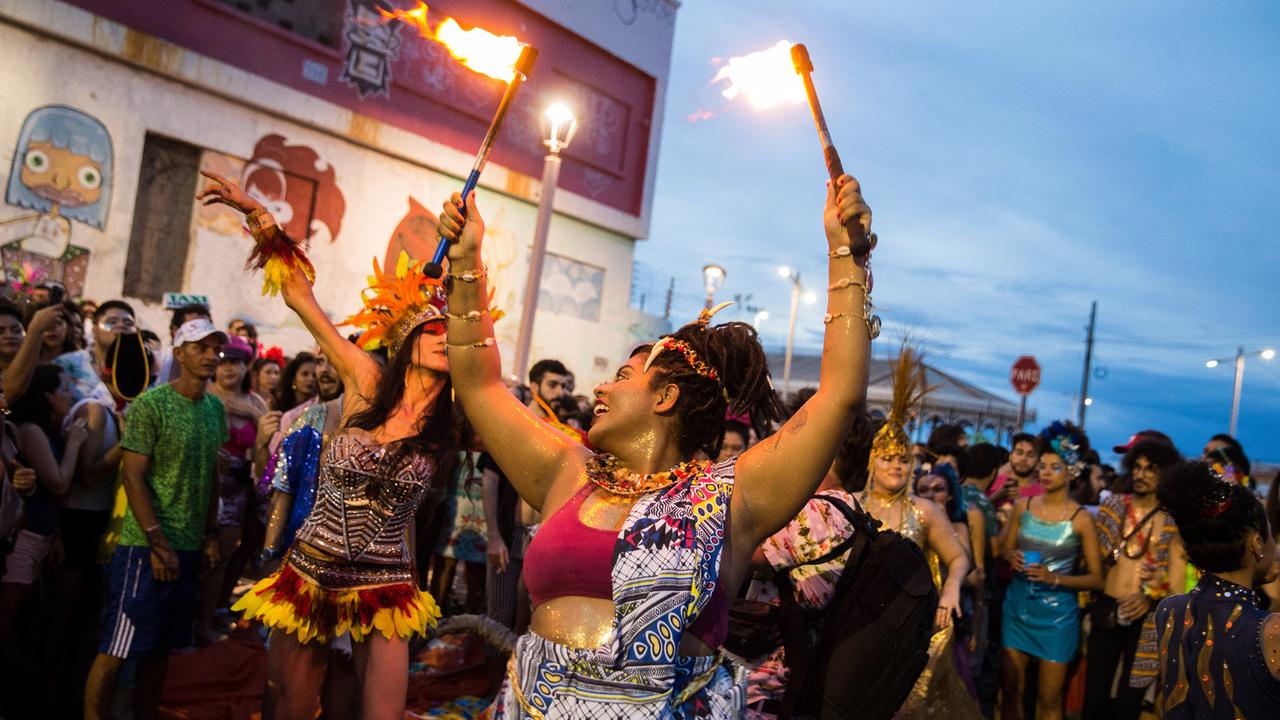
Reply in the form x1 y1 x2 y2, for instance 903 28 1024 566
294 429 435 566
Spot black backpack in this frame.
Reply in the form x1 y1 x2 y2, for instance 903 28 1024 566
776 494 937 720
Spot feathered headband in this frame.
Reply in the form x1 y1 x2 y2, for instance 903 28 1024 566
343 252 446 355
642 301 734 387
1039 421 1089 479
870 342 933 464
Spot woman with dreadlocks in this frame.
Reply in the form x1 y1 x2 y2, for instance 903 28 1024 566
199 172 452 720
436 174 876 718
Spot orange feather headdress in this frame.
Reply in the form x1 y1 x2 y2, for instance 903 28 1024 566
342 252 447 355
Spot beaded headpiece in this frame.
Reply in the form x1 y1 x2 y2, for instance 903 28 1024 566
641 301 734 383
1039 421 1089 479
870 342 932 466
343 252 446 355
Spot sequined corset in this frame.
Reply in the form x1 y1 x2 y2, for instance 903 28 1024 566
294 430 435 565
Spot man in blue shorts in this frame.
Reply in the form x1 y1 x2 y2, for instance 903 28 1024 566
84 319 228 720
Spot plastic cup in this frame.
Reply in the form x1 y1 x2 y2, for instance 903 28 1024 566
1023 550 1042 568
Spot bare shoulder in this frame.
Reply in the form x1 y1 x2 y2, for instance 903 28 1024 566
1263 613 1280 679
914 495 948 526
1071 503 1097 532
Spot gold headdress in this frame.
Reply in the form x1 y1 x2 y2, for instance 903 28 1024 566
343 252 446 355
870 341 933 464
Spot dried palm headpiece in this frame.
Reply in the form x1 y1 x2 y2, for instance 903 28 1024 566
870 341 933 466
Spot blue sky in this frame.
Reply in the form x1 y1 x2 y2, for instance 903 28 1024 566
634 2 1280 463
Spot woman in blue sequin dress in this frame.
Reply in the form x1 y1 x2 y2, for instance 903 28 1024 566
1000 422 1103 720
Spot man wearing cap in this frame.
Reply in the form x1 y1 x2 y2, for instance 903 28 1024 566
84 319 229 720
1082 435 1185 720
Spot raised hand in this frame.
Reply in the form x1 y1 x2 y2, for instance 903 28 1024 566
197 170 265 216
436 191 485 262
823 174 874 252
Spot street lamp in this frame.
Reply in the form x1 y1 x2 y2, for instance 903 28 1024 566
752 309 769 331
778 266 815 399
702 264 726 310
1204 346 1276 437
512 102 579 381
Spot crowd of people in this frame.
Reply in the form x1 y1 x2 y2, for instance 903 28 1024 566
0 168 1274 720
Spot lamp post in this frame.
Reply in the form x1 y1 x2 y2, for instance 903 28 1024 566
1205 346 1275 436
512 103 578 381
752 309 769 331
702 264 726 310
778 266 816 399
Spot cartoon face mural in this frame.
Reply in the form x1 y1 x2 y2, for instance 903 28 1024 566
241 134 346 245
0 105 113 297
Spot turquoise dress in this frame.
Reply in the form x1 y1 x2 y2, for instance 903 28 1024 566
1001 506 1083 663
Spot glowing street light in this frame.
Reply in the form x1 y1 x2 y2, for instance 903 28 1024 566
778 266 811 399
513 102 579 380
702 263 727 310
1204 346 1276 436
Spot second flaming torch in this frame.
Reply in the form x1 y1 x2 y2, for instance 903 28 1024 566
790 43 872 258
425 44 539 278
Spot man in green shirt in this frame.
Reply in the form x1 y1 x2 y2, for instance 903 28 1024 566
85 318 228 720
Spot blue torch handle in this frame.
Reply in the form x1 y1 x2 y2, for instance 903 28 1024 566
430 169 482 269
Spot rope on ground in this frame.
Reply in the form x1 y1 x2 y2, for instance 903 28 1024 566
437 614 517 654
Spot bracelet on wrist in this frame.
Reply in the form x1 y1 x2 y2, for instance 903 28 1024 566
448 265 488 283
246 208 277 235
446 338 496 349
446 309 490 322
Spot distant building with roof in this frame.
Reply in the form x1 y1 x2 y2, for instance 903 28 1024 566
767 352 1035 445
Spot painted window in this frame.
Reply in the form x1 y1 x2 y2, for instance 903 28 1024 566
124 135 202 302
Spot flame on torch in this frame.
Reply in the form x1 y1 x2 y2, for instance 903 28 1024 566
379 2 527 82
711 40 806 111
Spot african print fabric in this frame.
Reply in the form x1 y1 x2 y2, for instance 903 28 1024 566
493 456 746 718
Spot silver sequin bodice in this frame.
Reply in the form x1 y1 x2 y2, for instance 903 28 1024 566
294 430 435 565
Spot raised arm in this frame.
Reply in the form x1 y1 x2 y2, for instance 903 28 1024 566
921 498 970 630
197 171 381 401
733 175 873 543
436 192 590 511
4 306 61 403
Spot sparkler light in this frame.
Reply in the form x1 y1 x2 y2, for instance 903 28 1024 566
712 40 806 111
377 3 538 277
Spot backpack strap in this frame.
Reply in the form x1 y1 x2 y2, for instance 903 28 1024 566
778 494 877 719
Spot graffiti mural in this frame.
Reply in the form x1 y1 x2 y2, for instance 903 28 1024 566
0 105 113 296
539 253 603 322
340 0 403 99
239 134 346 245
381 196 437 269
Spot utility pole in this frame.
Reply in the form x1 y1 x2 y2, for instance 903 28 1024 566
1077 301 1097 429
662 277 674 321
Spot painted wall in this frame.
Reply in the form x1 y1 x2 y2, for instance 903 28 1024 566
0 16 641 389
55 0 663 223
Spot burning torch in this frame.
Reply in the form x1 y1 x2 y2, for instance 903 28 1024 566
378 3 539 278
425 44 538 277
790 43 871 258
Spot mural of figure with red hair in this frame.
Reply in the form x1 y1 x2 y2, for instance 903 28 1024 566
241 134 346 245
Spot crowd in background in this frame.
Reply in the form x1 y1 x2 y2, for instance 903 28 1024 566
0 281 1276 719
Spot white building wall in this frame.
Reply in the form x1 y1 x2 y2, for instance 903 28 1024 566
0 15 641 389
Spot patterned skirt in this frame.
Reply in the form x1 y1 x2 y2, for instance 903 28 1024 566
491 630 746 719
232 545 440 644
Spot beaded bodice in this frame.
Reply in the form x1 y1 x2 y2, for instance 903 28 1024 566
294 430 435 565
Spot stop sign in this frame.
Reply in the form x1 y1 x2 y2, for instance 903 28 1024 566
1010 356 1041 396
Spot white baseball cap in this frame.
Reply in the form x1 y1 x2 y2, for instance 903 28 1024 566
173 318 229 348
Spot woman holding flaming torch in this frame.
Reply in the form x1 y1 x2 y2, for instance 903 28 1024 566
199 172 455 720
435 170 876 717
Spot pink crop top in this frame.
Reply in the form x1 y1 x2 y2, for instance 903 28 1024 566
523 483 728 648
